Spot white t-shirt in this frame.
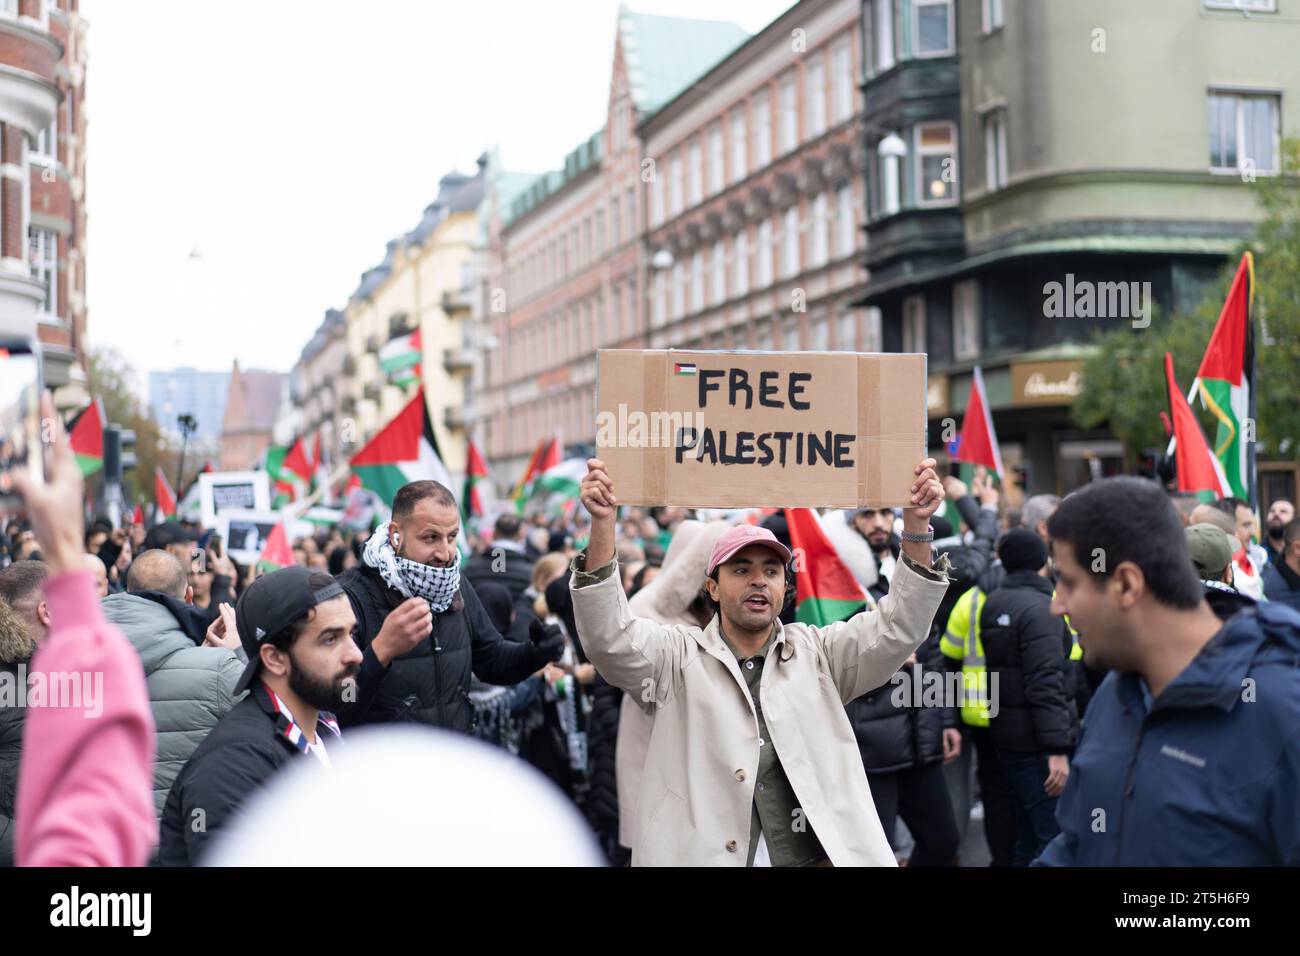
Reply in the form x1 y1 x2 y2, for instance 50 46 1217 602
305 734 332 768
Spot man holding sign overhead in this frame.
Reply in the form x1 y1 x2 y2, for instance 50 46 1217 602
570 454 950 866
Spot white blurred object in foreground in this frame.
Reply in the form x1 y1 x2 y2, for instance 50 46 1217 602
206 726 604 866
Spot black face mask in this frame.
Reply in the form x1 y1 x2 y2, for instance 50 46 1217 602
288 647 358 712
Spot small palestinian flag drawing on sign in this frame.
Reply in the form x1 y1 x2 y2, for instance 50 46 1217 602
674 363 697 376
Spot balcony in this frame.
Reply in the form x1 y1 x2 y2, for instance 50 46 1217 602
441 288 470 315
442 347 474 374
443 405 467 431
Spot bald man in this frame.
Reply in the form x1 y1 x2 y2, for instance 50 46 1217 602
85 553 110 598
102 549 244 823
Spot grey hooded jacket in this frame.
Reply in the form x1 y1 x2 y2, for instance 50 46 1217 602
101 592 244 819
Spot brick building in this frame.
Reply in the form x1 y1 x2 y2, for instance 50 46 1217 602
0 0 88 410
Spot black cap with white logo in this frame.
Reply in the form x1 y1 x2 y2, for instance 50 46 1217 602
233 566 346 694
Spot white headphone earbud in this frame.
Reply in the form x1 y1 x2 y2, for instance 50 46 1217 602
393 532 402 547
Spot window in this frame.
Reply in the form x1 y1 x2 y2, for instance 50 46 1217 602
757 322 774 351
670 153 684 215
837 308 857 350
903 295 927 353
711 240 726 305
610 196 620 248
782 205 800 278
783 319 800 351
873 0 895 74
691 251 705 313
835 183 856 257
810 193 829 267
688 138 703 207
654 271 668 326
982 0 1004 33
914 0 954 57
35 119 56 160
1209 92 1279 173
953 280 980 361
672 261 685 318
30 228 56 316
811 315 830 351
756 218 774 287
983 110 1008 190
730 110 748 183
754 90 772 167
595 210 605 257
708 123 724 195
832 42 853 124
806 57 826 139
779 73 798 154
0 1 15 17
864 306 883 352
915 122 957 206
733 229 749 295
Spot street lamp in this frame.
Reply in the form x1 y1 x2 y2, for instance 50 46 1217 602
176 413 198 502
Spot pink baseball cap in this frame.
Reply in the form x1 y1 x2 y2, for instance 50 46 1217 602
707 524 793 576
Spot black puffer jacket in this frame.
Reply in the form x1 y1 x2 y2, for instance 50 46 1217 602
979 571 1078 754
586 675 623 854
934 496 998 636
0 605 34 868
464 546 534 604
338 564 548 733
845 629 954 774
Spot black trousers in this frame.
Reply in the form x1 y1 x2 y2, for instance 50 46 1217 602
969 726 1016 867
868 760 960 867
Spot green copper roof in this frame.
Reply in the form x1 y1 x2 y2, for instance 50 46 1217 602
619 8 750 114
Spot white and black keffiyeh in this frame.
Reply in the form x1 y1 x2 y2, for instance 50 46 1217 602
363 523 460 613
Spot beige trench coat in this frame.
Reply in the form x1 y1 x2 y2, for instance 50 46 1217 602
571 555 948 866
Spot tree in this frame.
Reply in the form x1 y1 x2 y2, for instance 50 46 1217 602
84 348 207 512
1074 139 1300 462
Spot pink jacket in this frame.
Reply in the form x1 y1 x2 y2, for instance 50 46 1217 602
16 569 156 866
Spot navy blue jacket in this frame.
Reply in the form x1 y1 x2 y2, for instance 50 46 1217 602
1033 601 1300 866
1262 559 1300 611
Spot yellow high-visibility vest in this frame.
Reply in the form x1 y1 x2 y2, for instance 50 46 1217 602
941 588 992 728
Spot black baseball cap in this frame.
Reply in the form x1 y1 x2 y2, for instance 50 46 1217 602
233 566 346 694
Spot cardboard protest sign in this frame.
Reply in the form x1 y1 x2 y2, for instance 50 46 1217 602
596 350 926 509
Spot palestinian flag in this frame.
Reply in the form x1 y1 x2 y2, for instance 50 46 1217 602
379 328 423 388
154 467 177 520
1165 353 1230 501
130 503 144 526
350 389 453 507
463 437 494 522
258 522 295 573
264 445 298 506
512 434 562 508
786 507 869 627
948 366 1003 476
67 397 106 477
341 474 377 531
520 458 586 519
1190 252 1255 503
283 435 315 485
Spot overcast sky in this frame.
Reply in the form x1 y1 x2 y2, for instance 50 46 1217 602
81 0 793 392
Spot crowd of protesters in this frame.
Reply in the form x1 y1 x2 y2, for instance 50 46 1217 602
1 401 1298 867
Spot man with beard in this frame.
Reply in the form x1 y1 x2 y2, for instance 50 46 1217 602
571 457 950 866
1264 499 1295 566
849 505 899 600
159 567 362 865
337 480 563 732
1034 478 1300 866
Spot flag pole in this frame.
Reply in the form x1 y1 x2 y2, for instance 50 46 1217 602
1246 253 1258 513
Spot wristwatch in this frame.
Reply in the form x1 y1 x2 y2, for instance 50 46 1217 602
899 526 935 543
